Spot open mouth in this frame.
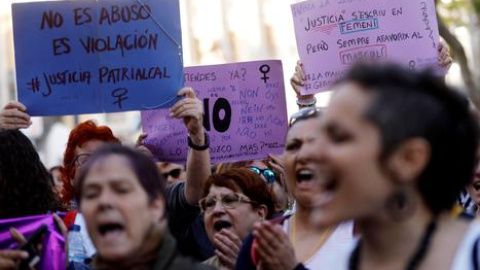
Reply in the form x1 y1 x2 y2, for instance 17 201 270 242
213 220 232 232
296 169 314 183
474 182 480 191
98 222 125 238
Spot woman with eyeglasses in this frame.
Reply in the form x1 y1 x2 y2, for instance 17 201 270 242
216 160 293 216
200 168 275 270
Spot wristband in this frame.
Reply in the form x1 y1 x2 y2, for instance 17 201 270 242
188 132 210 151
296 97 317 108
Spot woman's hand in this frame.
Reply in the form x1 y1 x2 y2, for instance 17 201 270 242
0 228 29 270
0 101 31 131
253 221 298 270
134 133 154 159
213 229 243 270
169 87 205 145
290 61 316 108
437 40 453 69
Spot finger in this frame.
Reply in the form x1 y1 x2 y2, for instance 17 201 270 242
218 229 243 247
291 72 305 84
2 109 31 122
298 63 306 81
215 249 235 269
177 87 196 99
4 101 27 112
170 104 202 119
169 98 199 113
1 117 31 126
0 250 29 260
214 234 239 256
135 133 148 147
9 228 27 245
54 213 68 238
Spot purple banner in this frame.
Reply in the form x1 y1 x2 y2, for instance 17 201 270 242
0 214 66 270
141 60 288 164
292 0 441 94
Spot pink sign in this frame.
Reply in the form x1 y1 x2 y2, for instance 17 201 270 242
141 60 288 164
292 0 441 94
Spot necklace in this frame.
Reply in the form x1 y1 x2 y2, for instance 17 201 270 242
349 219 438 270
290 215 336 263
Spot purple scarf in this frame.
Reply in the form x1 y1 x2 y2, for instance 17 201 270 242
0 214 66 270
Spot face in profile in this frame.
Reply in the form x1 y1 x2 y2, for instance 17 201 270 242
202 185 266 241
80 154 164 260
283 117 325 208
311 82 394 227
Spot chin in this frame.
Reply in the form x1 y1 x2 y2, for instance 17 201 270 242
98 246 133 261
310 207 342 228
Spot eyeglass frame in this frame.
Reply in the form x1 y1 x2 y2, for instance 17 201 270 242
288 107 322 127
71 153 91 169
249 166 276 184
199 192 259 213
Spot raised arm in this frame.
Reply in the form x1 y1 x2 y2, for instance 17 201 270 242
290 61 316 109
169 87 211 205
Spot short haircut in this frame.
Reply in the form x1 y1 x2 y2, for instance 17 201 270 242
337 63 479 214
202 168 275 218
75 144 165 204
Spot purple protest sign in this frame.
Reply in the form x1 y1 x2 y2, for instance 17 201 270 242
291 0 441 94
0 214 65 270
141 60 287 164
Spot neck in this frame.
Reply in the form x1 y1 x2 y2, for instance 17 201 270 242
358 202 434 267
295 205 321 232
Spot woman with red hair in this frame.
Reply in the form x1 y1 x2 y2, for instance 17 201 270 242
60 120 120 207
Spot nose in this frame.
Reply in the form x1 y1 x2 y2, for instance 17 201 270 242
210 200 226 216
97 190 114 210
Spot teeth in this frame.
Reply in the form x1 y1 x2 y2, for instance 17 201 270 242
296 169 314 182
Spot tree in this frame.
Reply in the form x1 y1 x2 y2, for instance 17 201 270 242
436 0 480 108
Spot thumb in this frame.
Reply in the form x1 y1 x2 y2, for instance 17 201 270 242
9 228 27 245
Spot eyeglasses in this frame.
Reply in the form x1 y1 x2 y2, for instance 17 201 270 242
72 153 91 169
288 107 322 127
249 166 276 184
162 168 183 179
199 193 258 213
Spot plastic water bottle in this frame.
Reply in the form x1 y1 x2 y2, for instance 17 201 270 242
68 225 86 263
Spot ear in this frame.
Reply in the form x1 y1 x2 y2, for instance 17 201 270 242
386 138 430 184
256 205 268 220
150 196 166 221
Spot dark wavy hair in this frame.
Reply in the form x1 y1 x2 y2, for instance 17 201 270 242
202 168 275 219
336 63 479 214
61 120 120 204
0 130 67 218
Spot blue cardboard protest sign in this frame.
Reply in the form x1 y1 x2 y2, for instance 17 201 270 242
12 0 183 116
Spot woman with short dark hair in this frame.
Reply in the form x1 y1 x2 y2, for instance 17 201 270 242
75 144 213 270
311 63 480 270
